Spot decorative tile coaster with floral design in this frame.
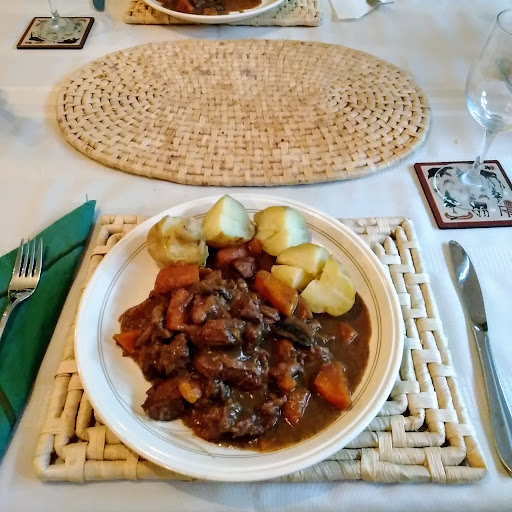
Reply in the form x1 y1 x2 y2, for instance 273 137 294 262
414 160 512 229
17 17 94 50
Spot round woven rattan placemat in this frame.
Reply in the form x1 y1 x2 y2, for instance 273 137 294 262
57 40 430 186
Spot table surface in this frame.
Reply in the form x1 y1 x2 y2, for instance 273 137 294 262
1 0 512 510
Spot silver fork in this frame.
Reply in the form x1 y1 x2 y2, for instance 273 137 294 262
0 239 43 341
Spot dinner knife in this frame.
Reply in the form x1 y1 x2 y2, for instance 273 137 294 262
92 0 105 11
449 240 512 476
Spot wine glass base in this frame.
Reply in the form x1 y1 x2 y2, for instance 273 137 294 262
34 17 79 44
433 162 505 212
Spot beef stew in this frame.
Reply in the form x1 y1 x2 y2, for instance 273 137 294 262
161 0 261 15
114 246 370 451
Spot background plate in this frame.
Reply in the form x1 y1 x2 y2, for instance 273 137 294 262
143 0 285 23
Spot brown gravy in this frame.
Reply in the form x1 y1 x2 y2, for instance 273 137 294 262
220 295 371 451
117 249 371 452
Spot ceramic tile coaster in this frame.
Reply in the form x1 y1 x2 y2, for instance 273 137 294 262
414 160 512 229
17 17 94 50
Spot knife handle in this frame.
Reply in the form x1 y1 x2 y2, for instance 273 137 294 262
473 328 512 476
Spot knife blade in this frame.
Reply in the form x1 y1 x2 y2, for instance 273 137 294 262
92 0 105 11
449 240 512 476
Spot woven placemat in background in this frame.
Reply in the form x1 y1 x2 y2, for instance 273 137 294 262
124 0 320 26
57 40 430 186
33 215 486 483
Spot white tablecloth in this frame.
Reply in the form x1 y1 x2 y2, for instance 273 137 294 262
1 0 512 510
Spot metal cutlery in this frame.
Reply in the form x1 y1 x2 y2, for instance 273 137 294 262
449 240 512 476
0 239 43 341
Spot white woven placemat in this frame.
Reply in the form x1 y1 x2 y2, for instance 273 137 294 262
57 40 430 186
124 0 320 26
33 215 486 483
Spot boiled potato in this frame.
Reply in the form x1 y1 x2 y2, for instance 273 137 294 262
253 206 310 256
147 216 208 268
271 265 315 291
202 195 255 248
300 255 355 316
276 243 329 276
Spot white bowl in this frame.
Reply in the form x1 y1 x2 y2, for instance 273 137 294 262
75 194 403 482
143 0 285 24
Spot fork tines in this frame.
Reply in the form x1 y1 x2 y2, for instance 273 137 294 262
14 238 43 278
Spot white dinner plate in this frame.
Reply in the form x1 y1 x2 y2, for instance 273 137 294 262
75 194 404 482
143 0 285 24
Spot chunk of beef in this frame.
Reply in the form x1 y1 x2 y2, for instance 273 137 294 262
198 377 231 402
190 278 234 301
138 343 166 380
259 394 287 429
190 294 227 325
260 305 280 324
234 278 249 292
134 303 184 349
229 414 265 438
142 379 186 421
230 290 262 322
243 322 264 352
187 318 245 347
150 305 173 343
194 348 263 390
232 256 256 279
119 293 168 332
187 400 264 440
203 269 223 281
160 333 190 375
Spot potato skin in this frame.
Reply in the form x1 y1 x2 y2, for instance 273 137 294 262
147 216 208 268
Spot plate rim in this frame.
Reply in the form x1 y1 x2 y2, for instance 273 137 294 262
75 194 404 481
142 0 286 24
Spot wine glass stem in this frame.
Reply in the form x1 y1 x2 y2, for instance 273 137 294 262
48 0 57 16
48 0 60 27
465 130 497 187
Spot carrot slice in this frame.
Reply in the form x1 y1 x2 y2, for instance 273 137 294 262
113 330 141 355
246 238 263 256
154 264 199 294
283 388 311 425
165 288 193 330
314 361 352 410
175 0 194 13
277 373 297 393
338 322 358 344
215 245 249 266
254 270 298 317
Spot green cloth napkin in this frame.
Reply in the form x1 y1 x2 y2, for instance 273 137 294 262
0 200 95 461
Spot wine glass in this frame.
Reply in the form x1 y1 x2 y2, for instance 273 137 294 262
434 8 512 211
34 0 77 42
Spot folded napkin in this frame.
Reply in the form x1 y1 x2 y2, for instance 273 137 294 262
330 0 392 20
0 200 95 461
